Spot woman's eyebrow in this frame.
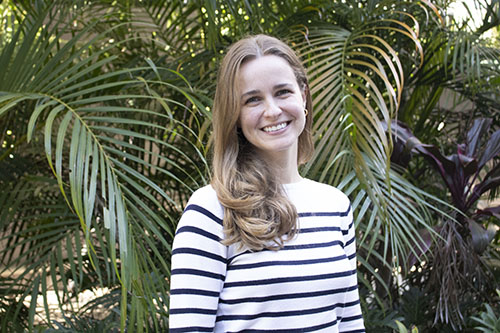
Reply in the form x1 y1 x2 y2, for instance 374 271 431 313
274 83 293 90
241 89 259 99
242 83 292 97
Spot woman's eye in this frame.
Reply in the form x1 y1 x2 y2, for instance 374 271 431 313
276 89 292 97
245 96 259 105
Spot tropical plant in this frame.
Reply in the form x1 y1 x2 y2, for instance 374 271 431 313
395 320 419 333
0 0 498 331
388 117 500 328
0 2 210 331
383 0 500 328
471 290 500 333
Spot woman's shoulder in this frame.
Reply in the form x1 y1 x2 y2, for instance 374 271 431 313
185 184 224 217
188 183 217 202
175 184 224 234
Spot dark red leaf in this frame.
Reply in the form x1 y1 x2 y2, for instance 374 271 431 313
478 129 500 169
476 205 500 219
466 118 491 157
468 219 495 254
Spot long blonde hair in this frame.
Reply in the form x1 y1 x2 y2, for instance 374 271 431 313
211 34 313 251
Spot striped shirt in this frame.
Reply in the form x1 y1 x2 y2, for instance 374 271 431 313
169 178 365 332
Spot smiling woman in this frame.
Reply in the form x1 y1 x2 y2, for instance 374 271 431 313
237 55 307 176
168 34 365 332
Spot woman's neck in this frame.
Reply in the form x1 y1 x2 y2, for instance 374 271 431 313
278 167 303 184
256 149 302 184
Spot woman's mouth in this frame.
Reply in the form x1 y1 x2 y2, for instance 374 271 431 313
262 121 289 133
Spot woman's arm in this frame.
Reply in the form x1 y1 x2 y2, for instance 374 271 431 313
339 205 365 332
169 189 227 332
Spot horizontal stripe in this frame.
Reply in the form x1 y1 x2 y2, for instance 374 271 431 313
299 226 340 233
169 288 220 297
345 234 355 247
228 240 343 263
224 269 356 288
284 239 342 250
341 313 364 323
227 319 338 333
172 247 226 263
228 255 346 271
220 284 359 304
217 301 345 321
176 225 221 241
342 299 361 309
184 204 223 225
170 307 217 315
170 326 213 333
299 205 351 218
171 268 225 281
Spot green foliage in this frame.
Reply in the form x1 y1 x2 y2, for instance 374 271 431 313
395 320 419 333
471 290 500 333
0 0 498 331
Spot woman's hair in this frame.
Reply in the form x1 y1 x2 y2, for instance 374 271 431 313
211 34 313 251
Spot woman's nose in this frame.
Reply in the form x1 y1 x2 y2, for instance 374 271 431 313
263 99 281 118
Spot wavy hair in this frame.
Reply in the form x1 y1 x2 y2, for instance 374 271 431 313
211 34 313 251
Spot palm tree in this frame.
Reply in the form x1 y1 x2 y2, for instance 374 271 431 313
0 0 498 331
1 2 210 330
392 0 500 329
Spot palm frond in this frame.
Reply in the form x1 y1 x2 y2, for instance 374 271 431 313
292 7 458 302
296 13 422 241
0 4 210 329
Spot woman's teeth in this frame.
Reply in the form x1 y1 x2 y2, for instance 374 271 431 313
263 122 287 133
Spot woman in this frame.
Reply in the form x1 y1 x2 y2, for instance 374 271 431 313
169 34 365 332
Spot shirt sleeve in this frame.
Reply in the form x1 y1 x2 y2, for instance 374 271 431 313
339 203 365 332
168 190 227 332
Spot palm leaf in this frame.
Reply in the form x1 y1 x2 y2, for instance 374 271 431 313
291 5 454 303
295 15 421 254
0 3 210 329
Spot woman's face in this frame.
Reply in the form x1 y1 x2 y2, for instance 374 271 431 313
237 55 306 163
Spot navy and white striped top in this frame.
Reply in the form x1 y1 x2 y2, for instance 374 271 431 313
169 178 365 332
